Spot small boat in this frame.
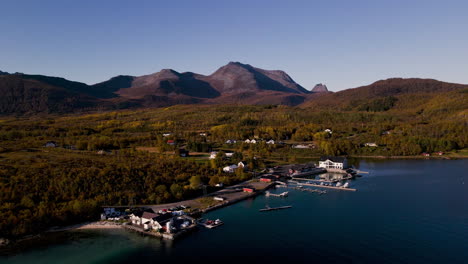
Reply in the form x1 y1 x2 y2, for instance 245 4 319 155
343 182 350 188
198 218 224 229
336 182 342 187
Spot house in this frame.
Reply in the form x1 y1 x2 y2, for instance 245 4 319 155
44 141 57 148
324 129 332 134
225 139 237 144
237 161 247 169
266 140 275 144
225 152 234 158
209 151 218 160
129 211 144 224
436 151 444 156
243 187 255 193
199 132 207 137
260 175 275 182
139 212 173 231
318 156 348 170
421 152 430 157
364 142 378 147
244 139 251 144
215 183 224 187
223 165 238 173
162 133 172 137
292 144 310 149
213 196 225 201
250 139 257 144
167 140 175 145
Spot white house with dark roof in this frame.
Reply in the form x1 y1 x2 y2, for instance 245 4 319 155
318 156 348 170
223 164 238 173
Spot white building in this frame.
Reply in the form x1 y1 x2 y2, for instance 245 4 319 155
237 161 247 169
223 165 238 173
318 156 348 170
209 151 218 160
292 144 310 149
364 142 378 147
266 140 275 144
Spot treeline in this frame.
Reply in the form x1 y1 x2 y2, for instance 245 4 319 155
0 151 247 238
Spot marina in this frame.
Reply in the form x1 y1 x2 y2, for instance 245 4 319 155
2 160 466 264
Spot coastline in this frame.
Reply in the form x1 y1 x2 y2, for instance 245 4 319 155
47 221 123 233
348 155 467 159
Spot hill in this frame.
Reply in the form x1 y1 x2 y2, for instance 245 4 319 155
301 78 468 112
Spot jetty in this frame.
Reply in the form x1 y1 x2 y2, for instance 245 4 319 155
265 191 288 197
298 182 357 192
290 187 327 194
259 205 292 212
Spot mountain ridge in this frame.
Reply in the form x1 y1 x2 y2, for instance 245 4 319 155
1 64 467 114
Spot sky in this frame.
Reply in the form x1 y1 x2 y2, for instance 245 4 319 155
1 0 468 91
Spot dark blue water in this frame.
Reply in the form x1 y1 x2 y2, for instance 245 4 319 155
1 159 467 264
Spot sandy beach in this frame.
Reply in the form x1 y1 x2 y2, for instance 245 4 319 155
47 221 122 232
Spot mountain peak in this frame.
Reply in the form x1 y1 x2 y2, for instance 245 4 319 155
0 70 9 76
312 83 328 92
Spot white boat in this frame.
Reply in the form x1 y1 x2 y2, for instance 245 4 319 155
336 182 342 187
343 182 350 188
198 218 224 229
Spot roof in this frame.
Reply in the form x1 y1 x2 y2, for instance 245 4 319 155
154 213 173 223
320 156 346 163
141 212 159 220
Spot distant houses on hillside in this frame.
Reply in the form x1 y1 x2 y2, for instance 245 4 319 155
222 161 247 173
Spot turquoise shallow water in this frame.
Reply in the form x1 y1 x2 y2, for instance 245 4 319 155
1 159 467 264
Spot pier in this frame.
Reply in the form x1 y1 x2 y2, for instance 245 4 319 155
265 191 288 197
298 183 357 191
259 205 292 212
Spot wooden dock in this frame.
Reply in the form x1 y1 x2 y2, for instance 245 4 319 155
259 205 292 212
299 183 357 191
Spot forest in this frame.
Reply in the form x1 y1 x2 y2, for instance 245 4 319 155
0 98 467 239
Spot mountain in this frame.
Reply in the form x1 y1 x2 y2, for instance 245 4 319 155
301 78 468 111
2 64 467 115
312 83 329 92
0 75 101 114
204 62 309 94
114 62 309 103
116 70 220 99
0 62 312 114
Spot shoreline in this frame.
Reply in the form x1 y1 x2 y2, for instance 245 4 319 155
348 155 467 159
47 221 123 233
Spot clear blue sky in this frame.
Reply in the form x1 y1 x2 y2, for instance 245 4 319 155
1 0 468 91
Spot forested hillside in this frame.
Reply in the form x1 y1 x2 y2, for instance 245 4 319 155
0 83 467 239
